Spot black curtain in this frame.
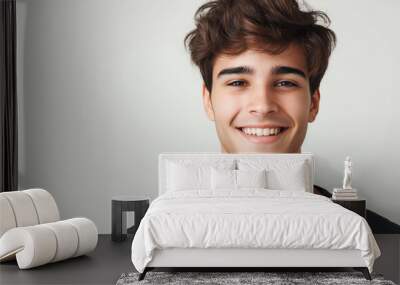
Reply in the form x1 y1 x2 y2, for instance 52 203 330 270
0 0 18 192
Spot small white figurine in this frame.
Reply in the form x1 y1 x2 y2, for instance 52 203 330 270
342 156 352 190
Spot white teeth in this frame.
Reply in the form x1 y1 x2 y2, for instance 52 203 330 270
242 127 284 136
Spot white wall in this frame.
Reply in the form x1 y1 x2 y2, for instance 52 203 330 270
16 0 400 233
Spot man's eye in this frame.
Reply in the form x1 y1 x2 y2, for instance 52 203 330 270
228 80 247 87
276 81 297 88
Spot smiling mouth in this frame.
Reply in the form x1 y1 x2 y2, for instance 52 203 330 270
237 127 288 137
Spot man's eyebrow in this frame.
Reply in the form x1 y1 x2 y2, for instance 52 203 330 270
216 65 307 79
271 65 306 79
217 66 254 78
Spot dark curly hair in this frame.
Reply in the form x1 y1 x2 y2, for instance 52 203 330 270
184 0 336 95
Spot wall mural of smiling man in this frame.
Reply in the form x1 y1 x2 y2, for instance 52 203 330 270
184 0 400 238
185 0 336 154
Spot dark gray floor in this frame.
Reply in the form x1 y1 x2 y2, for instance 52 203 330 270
1 234 398 285
0 235 134 285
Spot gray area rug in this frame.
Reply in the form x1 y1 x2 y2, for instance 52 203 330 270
116 271 396 285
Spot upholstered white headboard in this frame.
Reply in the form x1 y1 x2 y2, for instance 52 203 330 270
158 152 314 195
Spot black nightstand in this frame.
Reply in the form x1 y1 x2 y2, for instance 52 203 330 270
111 196 150 242
332 199 366 218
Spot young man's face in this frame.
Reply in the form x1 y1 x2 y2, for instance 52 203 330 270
202 44 320 153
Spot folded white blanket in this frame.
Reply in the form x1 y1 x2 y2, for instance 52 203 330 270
131 189 380 273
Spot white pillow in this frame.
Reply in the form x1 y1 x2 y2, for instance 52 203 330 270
236 169 267 189
237 159 310 192
267 162 308 191
167 163 209 191
167 160 235 191
211 168 267 190
211 168 236 189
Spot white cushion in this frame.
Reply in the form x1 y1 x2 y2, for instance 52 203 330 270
42 221 78 262
0 225 57 268
167 159 235 191
211 168 236 189
236 169 267 189
65 218 98 257
268 162 308 191
211 169 267 190
24 189 60 223
0 191 39 227
168 163 209 191
238 159 310 192
0 196 16 237
0 189 60 235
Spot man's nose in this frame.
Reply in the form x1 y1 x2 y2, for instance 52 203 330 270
248 86 278 116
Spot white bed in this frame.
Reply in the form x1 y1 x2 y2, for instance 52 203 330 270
131 153 380 280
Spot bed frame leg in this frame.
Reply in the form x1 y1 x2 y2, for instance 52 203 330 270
138 268 148 281
354 267 371 280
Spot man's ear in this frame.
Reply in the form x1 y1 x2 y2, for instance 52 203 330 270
308 89 320 123
202 83 215 121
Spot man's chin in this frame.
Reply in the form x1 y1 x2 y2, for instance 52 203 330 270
222 143 291 154
237 146 288 154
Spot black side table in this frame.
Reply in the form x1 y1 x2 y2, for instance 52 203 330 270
332 199 366 218
112 196 150 242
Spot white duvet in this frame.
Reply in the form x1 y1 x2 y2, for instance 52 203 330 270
131 189 380 273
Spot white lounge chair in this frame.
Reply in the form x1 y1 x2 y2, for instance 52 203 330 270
0 188 98 269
